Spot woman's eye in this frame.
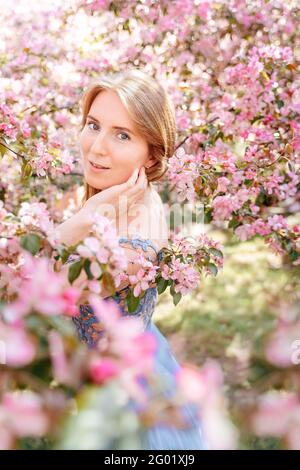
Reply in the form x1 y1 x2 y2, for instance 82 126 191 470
86 122 130 141
118 132 130 141
87 121 98 131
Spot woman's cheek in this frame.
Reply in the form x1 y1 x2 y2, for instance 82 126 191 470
123 145 141 164
120 168 133 182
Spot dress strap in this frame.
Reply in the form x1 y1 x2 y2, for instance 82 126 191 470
118 233 159 258
65 234 163 264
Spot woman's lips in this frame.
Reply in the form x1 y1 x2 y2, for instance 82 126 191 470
89 161 110 172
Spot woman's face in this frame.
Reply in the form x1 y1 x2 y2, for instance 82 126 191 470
79 89 155 190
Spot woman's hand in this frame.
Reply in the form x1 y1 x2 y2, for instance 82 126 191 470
81 166 148 225
54 166 148 247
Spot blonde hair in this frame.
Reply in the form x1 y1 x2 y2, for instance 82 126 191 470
78 69 177 206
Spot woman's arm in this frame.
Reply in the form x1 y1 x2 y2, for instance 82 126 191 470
55 167 148 248
54 208 92 247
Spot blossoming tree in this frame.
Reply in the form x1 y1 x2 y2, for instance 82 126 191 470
0 0 299 449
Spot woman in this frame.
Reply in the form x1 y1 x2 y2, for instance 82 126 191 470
55 69 207 450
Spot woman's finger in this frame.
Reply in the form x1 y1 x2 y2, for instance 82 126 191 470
115 168 139 193
134 166 147 187
125 172 147 198
109 167 147 208
127 167 140 187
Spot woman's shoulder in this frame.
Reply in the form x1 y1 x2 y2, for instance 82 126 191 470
132 183 169 253
150 184 169 247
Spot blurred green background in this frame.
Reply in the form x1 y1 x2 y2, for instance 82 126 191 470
154 230 299 449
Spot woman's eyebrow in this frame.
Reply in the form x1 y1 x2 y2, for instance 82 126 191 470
86 114 135 134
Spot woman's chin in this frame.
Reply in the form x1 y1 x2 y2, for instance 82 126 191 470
84 171 109 188
86 180 110 190
84 168 131 189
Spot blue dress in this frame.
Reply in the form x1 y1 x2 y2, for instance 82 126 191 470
70 234 207 450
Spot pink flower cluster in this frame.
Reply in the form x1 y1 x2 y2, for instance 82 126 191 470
73 213 129 294
2 251 80 323
251 391 300 450
127 252 159 297
0 320 36 367
87 294 158 404
18 201 57 242
235 214 293 250
167 147 201 202
264 318 300 368
213 190 252 221
161 256 200 295
176 360 239 450
78 213 128 275
0 391 49 450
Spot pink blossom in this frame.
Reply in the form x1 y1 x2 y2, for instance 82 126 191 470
176 365 207 403
88 294 157 403
265 320 300 368
177 360 238 450
216 177 230 194
89 358 121 384
127 254 159 297
235 223 254 241
0 322 36 367
252 218 271 236
19 120 31 138
267 214 288 231
48 330 70 385
1 391 49 444
213 195 236 221
251 391 300 449
2 252 80 321
161 255 200 295
18 201 54 235
90 260 101 278
87 279 102 294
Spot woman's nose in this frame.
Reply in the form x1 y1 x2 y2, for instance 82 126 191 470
90 130 109 153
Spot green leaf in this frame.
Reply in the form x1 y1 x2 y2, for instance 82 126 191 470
126 289 141 313
289 250 299 262
123 19 130 31
172 292 182 306
83 258 94 280
0 142 7 157
170 284 182 306
61 249 72 264
21 161 33 181
208 247 224 258
228 217 241 229
250 114 264 124
276 99 284 109
255 187 266 206
20 233 41 255
41 77 49 86
157 278 169 294
204 208 213 223
207 263 218 276
68 260 82 284
170 283 175 296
